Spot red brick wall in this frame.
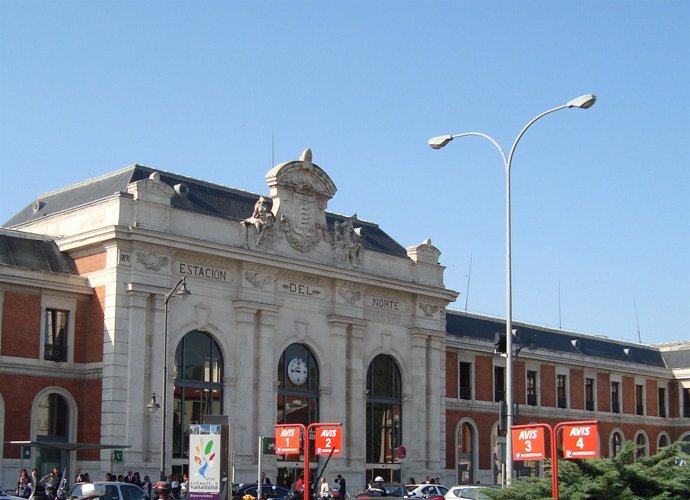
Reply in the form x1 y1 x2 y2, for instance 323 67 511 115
475 355 494 402
623 376 635 414
646 379 658 417
73 287 104 363
597 372 611 412
513 360 525 405
540 365 555 407
570 368 584 410
1 376 102 460
668 381 679 418
73 252 106 274
446 350 458 398
2 290 41 358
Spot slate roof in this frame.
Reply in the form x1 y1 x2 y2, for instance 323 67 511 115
4 164 408 257
0 230 78 275
656 341 690 369
446 310 667 368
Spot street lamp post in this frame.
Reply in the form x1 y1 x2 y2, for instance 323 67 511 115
148 276 191 481
428 94 596 485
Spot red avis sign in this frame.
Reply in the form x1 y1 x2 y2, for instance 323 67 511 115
511 426 546 461
315 427 342 455
562 424 599 459
275 425 301 454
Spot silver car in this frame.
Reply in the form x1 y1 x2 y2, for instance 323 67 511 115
444 485 498 500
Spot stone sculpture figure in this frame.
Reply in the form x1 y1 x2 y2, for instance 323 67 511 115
243 196 275 246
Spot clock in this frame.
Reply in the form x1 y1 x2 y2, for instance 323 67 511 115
287 357 308 385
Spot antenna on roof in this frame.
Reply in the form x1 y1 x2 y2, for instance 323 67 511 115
464 254 472 311
558 279 562 329
634 298 642 343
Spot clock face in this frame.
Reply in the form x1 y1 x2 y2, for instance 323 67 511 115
287 357 308 385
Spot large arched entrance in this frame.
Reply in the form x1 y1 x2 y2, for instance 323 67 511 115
276 342 320 488
172 330 224 469
365 354 402 484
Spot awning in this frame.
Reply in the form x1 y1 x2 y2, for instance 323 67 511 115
8 440 130 451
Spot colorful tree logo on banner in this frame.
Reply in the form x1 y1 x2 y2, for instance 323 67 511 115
193 437 217 479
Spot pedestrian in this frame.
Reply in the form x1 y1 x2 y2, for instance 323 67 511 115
17 469 31 498
142 476 153 497
319 478 330 500
336 475 346 499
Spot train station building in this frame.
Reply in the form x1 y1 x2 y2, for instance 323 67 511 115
1 150 688 490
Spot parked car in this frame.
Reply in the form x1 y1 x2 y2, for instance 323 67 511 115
354 483 405 498
68 482 149 500
444 485 498 500
232 484 292 500
404 485 448 499
0 489 25 500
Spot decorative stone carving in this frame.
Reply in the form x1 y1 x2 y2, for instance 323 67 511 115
338 287 362 305
244 271 273 289
242 196 276 246
332 214 364 267
136 251 169 271
265 149 336 253
419 302 439 317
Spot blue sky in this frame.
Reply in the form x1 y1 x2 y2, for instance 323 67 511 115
1 1 688 344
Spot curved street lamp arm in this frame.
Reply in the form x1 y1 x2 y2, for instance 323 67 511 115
447 132 509 168
506 104 569 172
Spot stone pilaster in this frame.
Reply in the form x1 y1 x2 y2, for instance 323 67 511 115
233 301 259 466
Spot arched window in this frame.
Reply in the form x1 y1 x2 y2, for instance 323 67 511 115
35 392 70 475
366 354 402 480
681 433 690 455
635 432 648 459
277 343 320 467
173 331 224 459
611 431 624 457
657 433 670 450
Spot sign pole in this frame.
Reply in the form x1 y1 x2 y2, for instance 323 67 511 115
257 436 263 500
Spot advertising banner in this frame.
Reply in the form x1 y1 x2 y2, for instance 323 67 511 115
189 425 222 500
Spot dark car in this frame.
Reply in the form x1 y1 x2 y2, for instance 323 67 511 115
232 484 292 500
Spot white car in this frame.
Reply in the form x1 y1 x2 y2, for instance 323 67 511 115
444 485 498 500
68 482 149 500
404 484 448 499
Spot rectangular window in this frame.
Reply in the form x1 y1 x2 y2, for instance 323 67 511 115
458 362 472 400
611 381 620 413
683 388 690 418
585 378 595 411
494 366 505 402
658 387 666 418
44 308 68 362
635 384 645 415
526 370 538 406
557 374 567 408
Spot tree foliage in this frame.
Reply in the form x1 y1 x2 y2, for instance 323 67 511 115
486 442 690 500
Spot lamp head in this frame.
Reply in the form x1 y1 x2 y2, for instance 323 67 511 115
428 135 454 149
147 393 161 413
567 94 596 109
176 277 191 299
